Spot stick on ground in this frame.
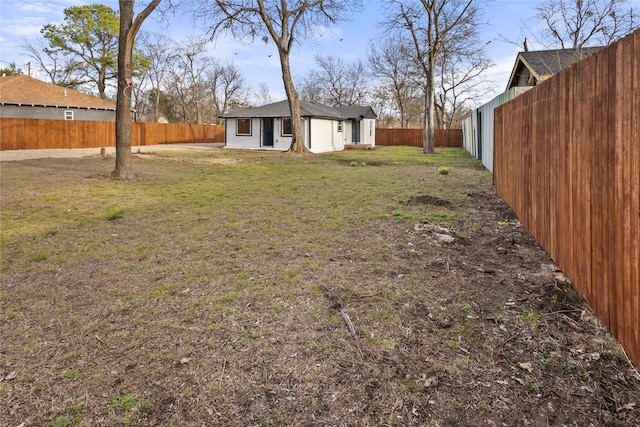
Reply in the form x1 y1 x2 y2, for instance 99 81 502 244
340 308 357 339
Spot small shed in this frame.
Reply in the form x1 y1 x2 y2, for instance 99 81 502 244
0 75 116 121
220 100 376 153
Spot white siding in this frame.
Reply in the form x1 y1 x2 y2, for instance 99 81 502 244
462 87 531 172
309 118 344 153
340 118 376 146
363 119 376 146
225 116 349 153
342 120 353 145
271 117 295 150
224 117 261 149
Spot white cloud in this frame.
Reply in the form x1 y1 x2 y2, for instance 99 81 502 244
2 19 47 40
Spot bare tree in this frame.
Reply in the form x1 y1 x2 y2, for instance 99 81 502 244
254 82 275 106
297 74 324 103
207 62 250 122
148 39 249 124
176 38 215 124
138 32 175 122
435 41 493 128
367 85 396 127
200 0 362 153
304 55 370 107
162 38 215 123
114 0 161 180
536 0 637 48
368 36 422 128
22 39 77 86
386 0 484 153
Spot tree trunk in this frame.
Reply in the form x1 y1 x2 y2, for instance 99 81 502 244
113 0 160 179
422 61 436 154
279 50 309 154
98 67 107 99
113 2 135 179
154 89 160 122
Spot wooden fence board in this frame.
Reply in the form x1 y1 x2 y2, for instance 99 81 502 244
0 119 224 150
625 30 639 362
376 128 462 147
2 120 461 151
494 29 639 367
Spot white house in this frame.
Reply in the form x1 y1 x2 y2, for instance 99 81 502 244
220 100 376 153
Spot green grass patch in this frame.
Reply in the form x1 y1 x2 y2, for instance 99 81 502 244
48 402 85 427
106 394 148 424
105 208 126 221
0 146 505 424
423 210 457 226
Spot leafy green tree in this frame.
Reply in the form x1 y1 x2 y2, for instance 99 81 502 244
0 62 22 76
41 4 120 98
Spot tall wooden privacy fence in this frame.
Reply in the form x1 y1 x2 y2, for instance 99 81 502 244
376 128 462 147
0 119 224 150
494 30 639 367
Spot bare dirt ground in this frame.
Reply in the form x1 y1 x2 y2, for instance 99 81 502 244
0 143 224 162
1 149 639 426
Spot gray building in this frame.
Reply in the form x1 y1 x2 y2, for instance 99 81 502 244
0 75 115 121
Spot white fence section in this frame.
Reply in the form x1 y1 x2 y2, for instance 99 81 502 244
462 87 531 172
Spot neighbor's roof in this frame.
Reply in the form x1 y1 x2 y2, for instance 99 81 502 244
0 75 116 110
506 46 603 90
222 100 376 120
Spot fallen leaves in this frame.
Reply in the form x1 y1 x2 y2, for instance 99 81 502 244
516 362 534 373
1 371 17 381
617 402 636 412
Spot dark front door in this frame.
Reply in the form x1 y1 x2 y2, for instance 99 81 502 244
352 119 361 143
262 118 274 147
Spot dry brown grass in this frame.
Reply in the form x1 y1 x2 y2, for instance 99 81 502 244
1 147 638 426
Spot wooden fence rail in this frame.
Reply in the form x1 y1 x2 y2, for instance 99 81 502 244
0 119 225 150
0 119 464 151
376 128 462 147
494 29 639 367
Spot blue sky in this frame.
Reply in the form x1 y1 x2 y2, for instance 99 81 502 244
0 0 632 105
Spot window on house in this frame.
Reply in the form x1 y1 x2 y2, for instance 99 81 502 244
64 110 74 120
237 118 251 135
337 121 343 132
282 117 292 136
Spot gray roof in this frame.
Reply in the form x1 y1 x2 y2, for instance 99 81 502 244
222 99 345 120
335 106 377 119
222 100 378 120
507 46 603 89
521 47 602 75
